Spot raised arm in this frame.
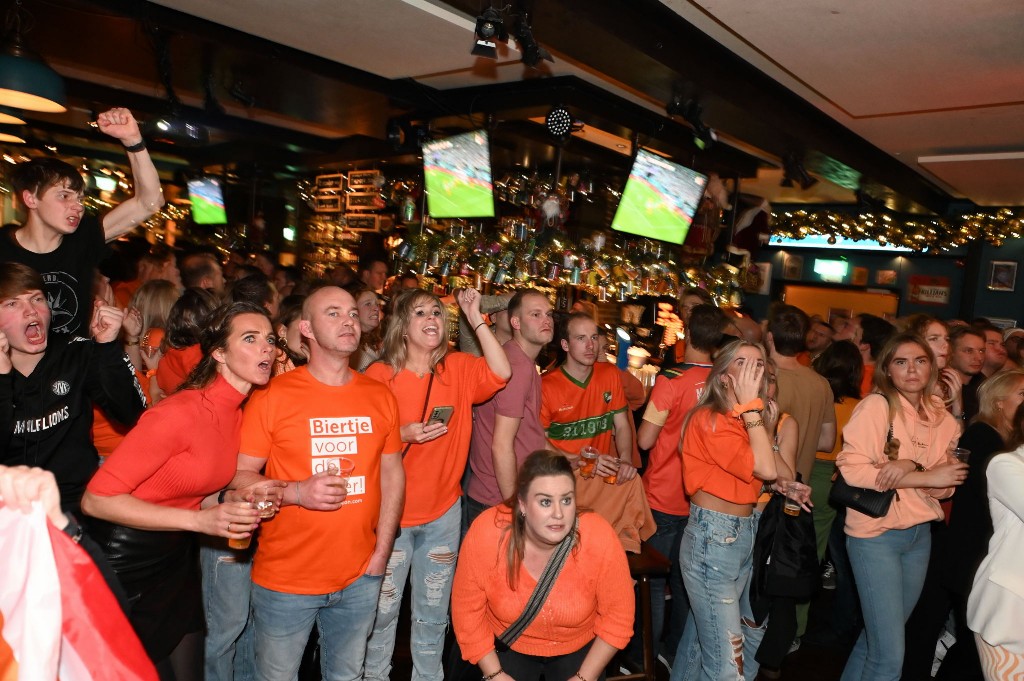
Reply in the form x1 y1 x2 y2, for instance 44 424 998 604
458 288 511 381
95 108 165 241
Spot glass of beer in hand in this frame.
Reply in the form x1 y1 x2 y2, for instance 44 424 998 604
327 458 355 492
579 447 599 479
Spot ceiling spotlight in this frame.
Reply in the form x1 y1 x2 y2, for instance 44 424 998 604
472 7 508 59
546 106 572 138
513 16 553 68
781 153 819 191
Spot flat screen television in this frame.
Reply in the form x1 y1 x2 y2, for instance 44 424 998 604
610 149 707 244
422 129 495 219
187 177 228 225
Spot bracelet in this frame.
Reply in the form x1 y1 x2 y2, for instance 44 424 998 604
217 489 228 504
294 480 302 507
731 398 764 418
575 673 589 681
123 139 147 153
482 669 504 681
914 462 926 472
125 337 141 347
743 418 764 430
473 321 487 333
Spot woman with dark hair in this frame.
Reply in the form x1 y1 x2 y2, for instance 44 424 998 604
452 450 634 681
363 288 510 681
837 332 967 681
272 294 307 376
936 370 1024 679
81 302 284 679
155 286 219 401
809 340 865 643
669 339 785 681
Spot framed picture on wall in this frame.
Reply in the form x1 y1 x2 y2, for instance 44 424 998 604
851 267 869 286
783 254 803 280
876 269 897 286
988 260 1017 291
754 262 772 295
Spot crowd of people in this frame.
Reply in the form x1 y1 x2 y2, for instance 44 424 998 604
1 108 1022 681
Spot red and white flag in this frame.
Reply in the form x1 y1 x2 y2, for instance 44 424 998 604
0 504 156 680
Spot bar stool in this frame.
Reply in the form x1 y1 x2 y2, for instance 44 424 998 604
607 542 670 681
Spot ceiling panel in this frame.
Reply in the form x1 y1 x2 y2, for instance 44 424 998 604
919 153 1024 206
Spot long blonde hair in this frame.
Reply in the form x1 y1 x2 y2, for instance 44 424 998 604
378 289 450 378
975 369 1024 432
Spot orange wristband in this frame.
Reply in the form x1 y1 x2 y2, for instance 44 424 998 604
731 398 764 417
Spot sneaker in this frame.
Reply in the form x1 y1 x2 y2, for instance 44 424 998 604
821 562 836 590
788 637 801 655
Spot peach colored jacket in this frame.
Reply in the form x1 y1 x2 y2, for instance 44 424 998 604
838 392 958 539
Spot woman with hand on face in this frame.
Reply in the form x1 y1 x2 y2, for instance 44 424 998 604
903 315 964 422
348 285 384 372
81 302 285 680
837 332 967 681
669 340 779 681
452 450 634 681
363 288 510 681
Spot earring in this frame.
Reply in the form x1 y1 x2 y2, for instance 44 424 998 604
519 511 526 519
278 336 288 349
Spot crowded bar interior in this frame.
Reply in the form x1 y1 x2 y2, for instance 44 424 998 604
2 1 1024 680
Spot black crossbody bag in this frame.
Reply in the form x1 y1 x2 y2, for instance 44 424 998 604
829 421 898 518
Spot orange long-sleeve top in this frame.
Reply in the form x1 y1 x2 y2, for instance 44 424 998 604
452 506 635 664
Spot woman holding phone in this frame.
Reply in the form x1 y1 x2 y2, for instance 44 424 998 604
363 288 510 681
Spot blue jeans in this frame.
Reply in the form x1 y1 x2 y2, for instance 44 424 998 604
365 499 461 681
637 510 688 661
201 540 255 681
670 504 760 681
251 573 383 681
841 524 931 681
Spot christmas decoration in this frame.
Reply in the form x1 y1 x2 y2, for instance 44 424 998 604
771 208 1024 251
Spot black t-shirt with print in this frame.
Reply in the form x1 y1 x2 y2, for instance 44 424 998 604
0 216 106 336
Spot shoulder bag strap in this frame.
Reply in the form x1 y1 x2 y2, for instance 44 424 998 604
401 372 435 458
496 516 579 650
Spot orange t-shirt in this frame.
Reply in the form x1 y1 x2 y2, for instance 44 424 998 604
540 363 629 461
156 344 203 395
113 279 140 309
860 363 875 398
640 363 711 516
240 367 402 595
681 408 760 504
364 352 506 527
92 369 152 456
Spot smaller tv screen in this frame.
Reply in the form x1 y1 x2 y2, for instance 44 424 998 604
610 149 707 245
422 130 495 219
187 177 227 225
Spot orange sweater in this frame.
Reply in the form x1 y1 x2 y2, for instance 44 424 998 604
452 506 635 663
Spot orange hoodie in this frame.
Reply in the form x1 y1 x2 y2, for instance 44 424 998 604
838 392 958 538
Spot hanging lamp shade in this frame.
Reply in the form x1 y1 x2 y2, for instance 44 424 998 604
0 105 26 124
0 40 66 113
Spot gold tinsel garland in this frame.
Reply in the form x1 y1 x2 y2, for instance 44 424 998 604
771 208 1024 250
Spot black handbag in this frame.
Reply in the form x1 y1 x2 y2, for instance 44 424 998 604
829 421 899 518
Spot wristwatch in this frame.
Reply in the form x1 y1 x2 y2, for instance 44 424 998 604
62 512 84 544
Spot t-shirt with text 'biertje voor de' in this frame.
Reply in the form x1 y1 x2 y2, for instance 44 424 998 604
240 367 402 595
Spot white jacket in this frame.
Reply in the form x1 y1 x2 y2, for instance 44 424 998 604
967 449 1024 653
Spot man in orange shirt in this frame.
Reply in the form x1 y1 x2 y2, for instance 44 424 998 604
230 286 405 680
541 313 655 552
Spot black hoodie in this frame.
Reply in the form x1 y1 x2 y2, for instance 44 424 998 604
0 335 146 512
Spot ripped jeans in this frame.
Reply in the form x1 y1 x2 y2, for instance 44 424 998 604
671 504 761 681
365 499 461 681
